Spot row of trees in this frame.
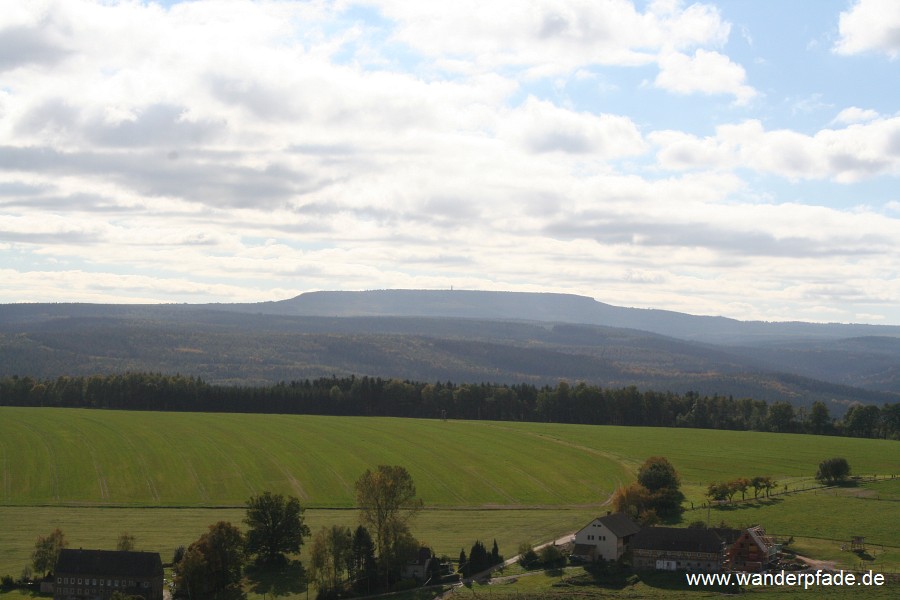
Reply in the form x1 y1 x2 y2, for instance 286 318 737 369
706 476 777 503
3 373 898 439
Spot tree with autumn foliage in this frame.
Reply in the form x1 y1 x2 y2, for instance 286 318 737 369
613 456 684 521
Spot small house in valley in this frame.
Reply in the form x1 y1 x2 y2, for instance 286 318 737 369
53 549 164 600
571 513 642 562
630 527 727 572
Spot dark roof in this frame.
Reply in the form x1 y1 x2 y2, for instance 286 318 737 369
709 528 742 545
631 527 725 555
55 549 163 577
596 513 642 537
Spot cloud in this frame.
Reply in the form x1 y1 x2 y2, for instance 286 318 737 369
655 49 756 104
835 0 900 58
0 1 898 324
499 97 646 157
831 106 880 125
370 0 730 74
651 117 900 181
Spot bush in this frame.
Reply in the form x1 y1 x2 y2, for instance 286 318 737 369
538 545 566 569
517 543 539 570
1 575 14 589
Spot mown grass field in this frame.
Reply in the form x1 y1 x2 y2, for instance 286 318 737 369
1 408 897 590
3 408 897 508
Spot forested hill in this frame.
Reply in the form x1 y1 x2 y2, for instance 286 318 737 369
1 290 900 409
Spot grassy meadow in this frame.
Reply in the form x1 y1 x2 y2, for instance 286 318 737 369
1 407 898 589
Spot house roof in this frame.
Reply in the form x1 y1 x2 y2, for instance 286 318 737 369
55 549 163 578
595 513 642 538
746 526 775 552
709 527 742 545
631 527 725 555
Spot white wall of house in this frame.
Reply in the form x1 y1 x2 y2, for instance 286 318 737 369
573 518 622 561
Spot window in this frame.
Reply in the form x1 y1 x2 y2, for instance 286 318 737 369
78 579 82 585
92 579 97 586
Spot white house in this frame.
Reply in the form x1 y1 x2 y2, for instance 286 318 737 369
571 513 641 562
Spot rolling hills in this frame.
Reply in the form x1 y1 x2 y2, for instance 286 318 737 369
2 291 900 409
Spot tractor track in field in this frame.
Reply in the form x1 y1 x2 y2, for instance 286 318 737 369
185 460 210 502
1 445 10 502
18 420 60 501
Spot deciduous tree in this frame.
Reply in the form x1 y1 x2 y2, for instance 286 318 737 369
32 528 67 577
174 521 245 600
637 456 680 492
309 525 352 595
816 457 851 484
117 533 136 552
355 466 423 586
244 491 310 564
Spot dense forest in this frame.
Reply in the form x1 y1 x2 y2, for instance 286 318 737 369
2 373 897 440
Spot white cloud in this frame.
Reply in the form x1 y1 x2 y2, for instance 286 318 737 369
831 106 880 125
835 0 900 58
498 97 646 157
651 117 900 182
655 49 756 104
368 0 730 74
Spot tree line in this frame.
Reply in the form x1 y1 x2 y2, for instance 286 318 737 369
1 372 898 439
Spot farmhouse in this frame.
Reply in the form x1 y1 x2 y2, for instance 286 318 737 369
630 527 726 572
53 549 164 600
726 526 778 572
571 513 641 562
401 547 434 581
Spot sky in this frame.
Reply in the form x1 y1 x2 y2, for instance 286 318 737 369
1 0 899 324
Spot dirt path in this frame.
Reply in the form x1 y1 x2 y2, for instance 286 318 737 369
795 554 839 571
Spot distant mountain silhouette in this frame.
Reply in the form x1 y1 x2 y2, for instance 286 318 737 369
254 289 900 344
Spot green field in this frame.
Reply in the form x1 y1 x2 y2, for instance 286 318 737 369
1 408 898 590
3 409 897 508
